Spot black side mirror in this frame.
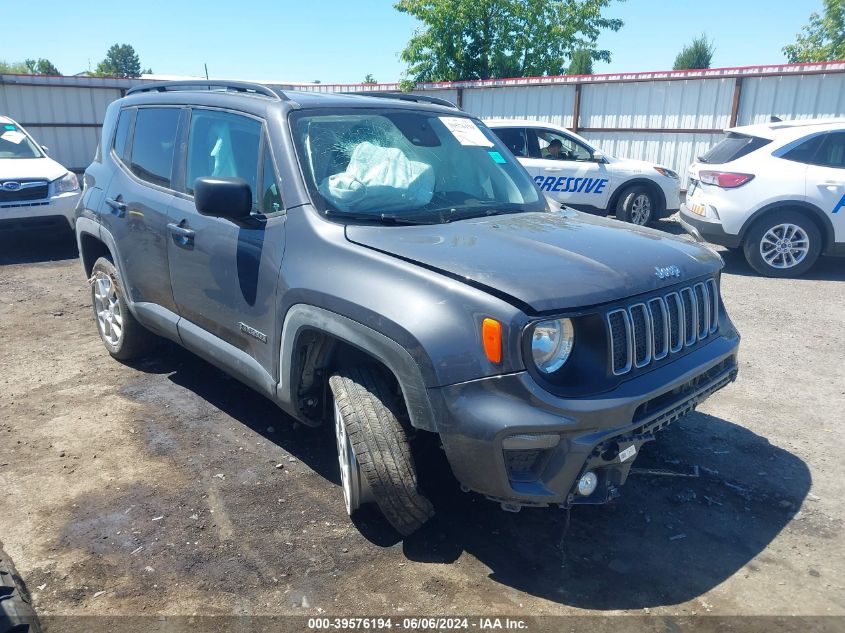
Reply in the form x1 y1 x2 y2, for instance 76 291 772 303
194 177 252 221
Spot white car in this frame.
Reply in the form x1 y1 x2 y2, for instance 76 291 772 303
0 115 80 232
680 118 845 277
485 119 681 225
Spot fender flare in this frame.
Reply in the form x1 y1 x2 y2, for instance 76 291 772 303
737 200 836 252
76 220 134 306
277 304 439 432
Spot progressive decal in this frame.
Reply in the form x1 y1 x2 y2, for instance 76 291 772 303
833 193 845 214
533 175 608 194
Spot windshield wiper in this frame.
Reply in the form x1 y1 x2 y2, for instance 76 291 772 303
442 205 530 221
324 210 436 225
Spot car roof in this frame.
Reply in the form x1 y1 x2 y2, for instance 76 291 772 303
727 118 845 140
122 81 462 115
0 115 15 125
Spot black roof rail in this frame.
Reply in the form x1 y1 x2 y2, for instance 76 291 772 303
343 91 460 110
127 80 288 101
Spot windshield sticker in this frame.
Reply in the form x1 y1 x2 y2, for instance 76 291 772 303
3 124 16 131
487 150 507 164
439 117 493 147
534 175 608 195
1 130 26 144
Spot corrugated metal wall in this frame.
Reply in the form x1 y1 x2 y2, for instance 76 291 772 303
3 63 845 182
579 132 723 186
461 85 575 128
0 75 143 171
578 78 734 130
737 72 845 125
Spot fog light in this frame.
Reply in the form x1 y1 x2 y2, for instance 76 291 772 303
577 471 598 496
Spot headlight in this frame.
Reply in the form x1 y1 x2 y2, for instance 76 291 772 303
531 318 575 373
53 171 79 194
653 166 678 179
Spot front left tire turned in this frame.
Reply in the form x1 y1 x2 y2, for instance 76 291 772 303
329 365 434 536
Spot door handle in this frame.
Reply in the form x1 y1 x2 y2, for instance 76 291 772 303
105 197 126 217
167 222 196 249
820 181 843 188
543 167 565 172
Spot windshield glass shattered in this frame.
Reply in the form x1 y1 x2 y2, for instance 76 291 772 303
291 108 545 223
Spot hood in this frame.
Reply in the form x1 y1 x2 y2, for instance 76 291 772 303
0 157 67 182
607 155 663 173
346 211 722 313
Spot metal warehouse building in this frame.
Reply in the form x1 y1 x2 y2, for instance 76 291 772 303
2 60 844 185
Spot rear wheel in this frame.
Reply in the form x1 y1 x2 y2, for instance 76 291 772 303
329 366 434 536
616 186 655 226
90 257 158 360
742 210 821 278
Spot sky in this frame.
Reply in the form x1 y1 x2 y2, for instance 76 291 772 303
0 0 825 84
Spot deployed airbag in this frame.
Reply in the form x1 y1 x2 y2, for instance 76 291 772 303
319 141 434 213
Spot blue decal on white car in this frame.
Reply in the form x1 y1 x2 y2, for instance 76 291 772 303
533 175 608 194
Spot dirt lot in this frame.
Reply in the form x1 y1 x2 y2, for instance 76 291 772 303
1 219 844 630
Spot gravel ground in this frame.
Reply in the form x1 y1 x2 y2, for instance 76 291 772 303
0 219 844 630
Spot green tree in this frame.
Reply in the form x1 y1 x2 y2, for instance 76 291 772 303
567 49 593 74
25 58 60 75
783 0 845 62
94 43 142 78
394 0 623 81
673 33 714 70
363 73 378 84
0 60 29 74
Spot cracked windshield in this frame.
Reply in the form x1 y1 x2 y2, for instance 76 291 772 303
293 110 546 222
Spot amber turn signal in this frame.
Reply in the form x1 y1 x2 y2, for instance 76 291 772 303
482 318 502 364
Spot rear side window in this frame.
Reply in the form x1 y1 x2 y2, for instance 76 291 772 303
812 132 845 168
699 133 771 164
186 109 262 198
112 109 134 163
781 134 825 165
492 128 528 157
130 108 181 189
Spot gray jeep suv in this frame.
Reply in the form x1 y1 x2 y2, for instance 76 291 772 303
75 81 740 536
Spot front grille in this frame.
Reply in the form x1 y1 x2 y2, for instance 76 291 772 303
607 278 720 376
0 180 49 203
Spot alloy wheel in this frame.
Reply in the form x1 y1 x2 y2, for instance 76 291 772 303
334 399 372 515
93 273 123 347
759 223 810 269
630 193 652 225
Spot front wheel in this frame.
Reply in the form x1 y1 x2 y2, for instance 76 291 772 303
742 211 821 278
329 366 434 536
616 186 655 226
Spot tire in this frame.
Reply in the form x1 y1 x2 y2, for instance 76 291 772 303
742 210 821 278
616 186 656 226
329 366 434 536
90 257 157 360
0 541 41 633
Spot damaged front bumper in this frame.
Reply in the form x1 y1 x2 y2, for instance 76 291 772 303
428 332 739 511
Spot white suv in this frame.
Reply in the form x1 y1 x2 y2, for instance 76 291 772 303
486 119 681 225
1 115 80 232
680 118 845 277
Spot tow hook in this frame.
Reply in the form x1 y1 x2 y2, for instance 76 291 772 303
568 433 656 506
